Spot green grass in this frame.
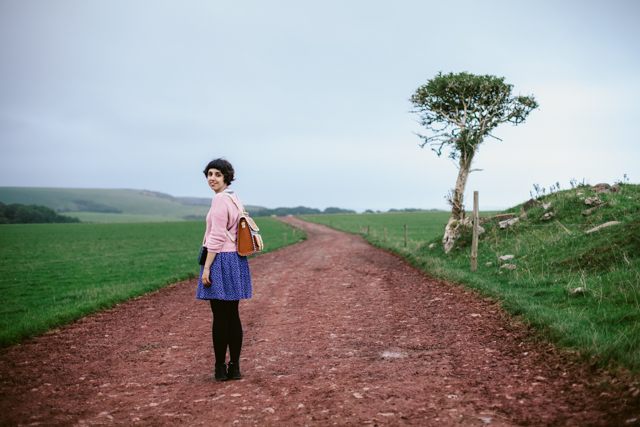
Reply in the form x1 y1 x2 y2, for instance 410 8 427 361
298 210 495 253
301 184 640 371
71 212 189 223
0 217 304 347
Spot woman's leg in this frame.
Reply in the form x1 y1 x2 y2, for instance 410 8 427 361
209 300 243 363
209 299 230 365
226 300 243 364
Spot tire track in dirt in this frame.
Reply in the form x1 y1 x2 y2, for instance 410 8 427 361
0 218 637 426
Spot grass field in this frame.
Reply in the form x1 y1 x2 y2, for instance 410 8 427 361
71 212 190 223
301 183 640 371
298 210 497 253
0 217 304 347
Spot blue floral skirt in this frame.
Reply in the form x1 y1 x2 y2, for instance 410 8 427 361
196 251 252 301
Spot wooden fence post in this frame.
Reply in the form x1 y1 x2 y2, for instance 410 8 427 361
373 228 376 238
404 223 407 248
293 229 296 238
284 232 287 244
383 227 387 243
471 191 479 271
367 225 370 236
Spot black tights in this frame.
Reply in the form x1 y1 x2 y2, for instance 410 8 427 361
209 299 243 365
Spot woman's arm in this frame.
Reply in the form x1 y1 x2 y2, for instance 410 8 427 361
205 196 235 252
201 250 217 286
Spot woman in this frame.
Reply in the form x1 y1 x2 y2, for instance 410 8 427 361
196 158 252 381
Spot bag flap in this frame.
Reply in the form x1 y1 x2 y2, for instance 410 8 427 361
244 216 259 232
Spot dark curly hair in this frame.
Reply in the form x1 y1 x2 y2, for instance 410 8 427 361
203 158 235 185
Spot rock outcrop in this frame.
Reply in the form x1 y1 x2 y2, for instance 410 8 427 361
499 218 519 229
593 183 611 193
541 211 555 221
584 197 603 206
521 199 540 212
481 213 515 224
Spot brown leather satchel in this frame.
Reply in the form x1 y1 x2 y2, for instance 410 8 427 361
225 193 264 256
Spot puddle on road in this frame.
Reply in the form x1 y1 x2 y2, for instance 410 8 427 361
381 350 407 358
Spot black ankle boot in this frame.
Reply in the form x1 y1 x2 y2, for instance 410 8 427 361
227 361 242 380
214 363 229 381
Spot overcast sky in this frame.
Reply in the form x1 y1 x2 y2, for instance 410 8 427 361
1 0 638 211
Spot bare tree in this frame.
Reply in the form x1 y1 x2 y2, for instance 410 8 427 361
410 72 538 252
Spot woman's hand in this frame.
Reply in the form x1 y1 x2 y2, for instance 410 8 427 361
202 269 211 286
201 251 217 287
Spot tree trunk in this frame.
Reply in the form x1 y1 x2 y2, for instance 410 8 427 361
442 151 475 253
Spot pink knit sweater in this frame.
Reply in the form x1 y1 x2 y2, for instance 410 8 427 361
203 191 244 253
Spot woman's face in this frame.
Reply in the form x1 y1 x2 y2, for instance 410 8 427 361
207 168 228 193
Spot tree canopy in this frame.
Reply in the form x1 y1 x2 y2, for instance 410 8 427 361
0 202 81 224
410 72 538 161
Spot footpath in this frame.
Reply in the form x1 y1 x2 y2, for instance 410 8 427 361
0 218 637 426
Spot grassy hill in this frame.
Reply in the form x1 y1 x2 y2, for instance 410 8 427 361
0 187 265 223
428 183 640 370
302 183 640 371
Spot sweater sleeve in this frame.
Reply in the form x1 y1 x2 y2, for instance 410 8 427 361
205 195 234 252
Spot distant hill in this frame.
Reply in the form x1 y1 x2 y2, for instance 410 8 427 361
254 206 357 217
387 208 441 213
0 187 435 223
0 187 265 223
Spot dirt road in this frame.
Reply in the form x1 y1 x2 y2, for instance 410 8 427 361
1 218 638 426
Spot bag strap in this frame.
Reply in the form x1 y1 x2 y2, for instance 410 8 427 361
225 192 245 215
224 193 243 243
